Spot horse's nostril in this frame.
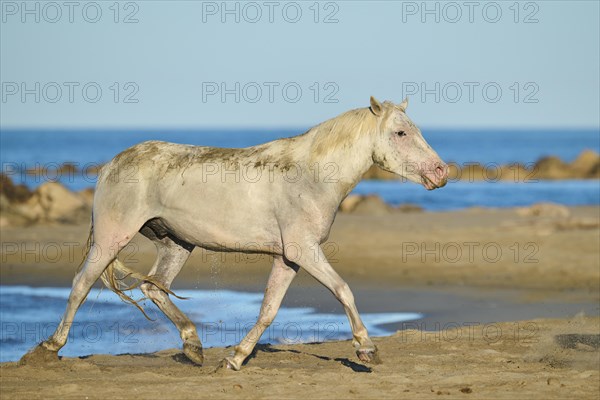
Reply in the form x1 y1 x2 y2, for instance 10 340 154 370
435 165 445 178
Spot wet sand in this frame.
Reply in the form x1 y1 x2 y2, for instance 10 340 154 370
1 317 598 399
1 207 599 398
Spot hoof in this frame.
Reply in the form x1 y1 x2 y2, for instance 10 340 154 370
217 357 240 371
183 340 204 365
357 347 382 365
19 343 59 366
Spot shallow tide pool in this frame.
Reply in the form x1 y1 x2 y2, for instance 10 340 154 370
0 286 420 362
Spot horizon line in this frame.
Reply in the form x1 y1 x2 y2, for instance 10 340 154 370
1 126 599 133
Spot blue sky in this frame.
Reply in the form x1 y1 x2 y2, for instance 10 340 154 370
1 0 599 129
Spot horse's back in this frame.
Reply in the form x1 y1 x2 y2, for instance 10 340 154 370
92 140 283 247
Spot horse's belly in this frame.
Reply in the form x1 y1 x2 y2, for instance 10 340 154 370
165 212 282 253
157 183 282 253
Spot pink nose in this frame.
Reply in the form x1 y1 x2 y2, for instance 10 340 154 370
434 163 448 187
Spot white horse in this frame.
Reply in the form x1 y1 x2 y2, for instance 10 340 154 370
21 96 448 370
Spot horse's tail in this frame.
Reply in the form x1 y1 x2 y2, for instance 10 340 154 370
100 258 155 320
77 215 185 321
100 256 187 321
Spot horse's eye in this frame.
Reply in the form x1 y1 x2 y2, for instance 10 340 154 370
395 131 406 137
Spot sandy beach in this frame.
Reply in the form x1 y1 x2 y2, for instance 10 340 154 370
1 316 599 400
1 205 599 398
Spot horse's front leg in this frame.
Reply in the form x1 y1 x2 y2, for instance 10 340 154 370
221 256 298 370
285 238 380 364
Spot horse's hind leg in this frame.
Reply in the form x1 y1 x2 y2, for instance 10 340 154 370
19 219 141 364
139 230 202 364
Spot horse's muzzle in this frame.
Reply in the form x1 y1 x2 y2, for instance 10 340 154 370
421 163 448 190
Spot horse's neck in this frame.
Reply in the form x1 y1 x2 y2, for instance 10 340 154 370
305 129 375 204
333 141 374 201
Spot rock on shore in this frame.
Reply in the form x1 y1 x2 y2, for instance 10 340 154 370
0 176 92 228
339 194 422 214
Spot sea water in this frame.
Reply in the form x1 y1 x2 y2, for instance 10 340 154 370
0 286 421 363
1 129 598 210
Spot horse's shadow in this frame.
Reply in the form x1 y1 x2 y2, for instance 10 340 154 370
169 343 373 372
244 343 373 373
555 334 600 349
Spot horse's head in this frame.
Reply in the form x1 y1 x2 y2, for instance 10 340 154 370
369 96 448 190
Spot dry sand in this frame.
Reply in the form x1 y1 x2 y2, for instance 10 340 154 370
2 206 599 293
1 206 599 398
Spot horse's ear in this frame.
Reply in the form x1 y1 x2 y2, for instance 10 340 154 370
370 96 383 116
398 97 409 112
